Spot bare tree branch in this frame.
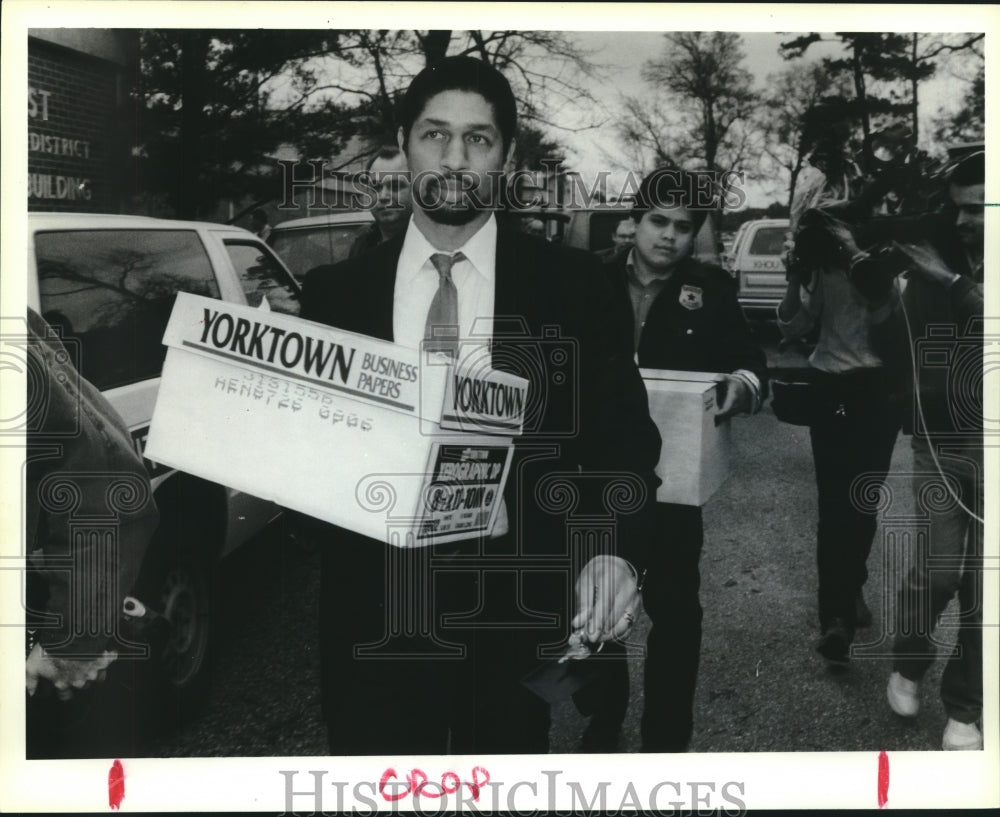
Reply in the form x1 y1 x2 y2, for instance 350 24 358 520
916 33 985 62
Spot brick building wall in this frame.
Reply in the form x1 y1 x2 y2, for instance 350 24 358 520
28 32 137 213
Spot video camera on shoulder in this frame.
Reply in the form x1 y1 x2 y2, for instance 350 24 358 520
788 122 975 297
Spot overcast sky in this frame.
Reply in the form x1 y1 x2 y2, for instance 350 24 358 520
291 26 982 208
549 31 981 206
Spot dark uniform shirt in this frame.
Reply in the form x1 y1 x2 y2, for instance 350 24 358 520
608 251 768 394
625 259 670 353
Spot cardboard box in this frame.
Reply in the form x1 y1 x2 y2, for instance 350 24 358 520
145 293 527 547
639 368 731 506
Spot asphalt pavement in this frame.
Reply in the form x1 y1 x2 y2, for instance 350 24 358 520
141 328 958 757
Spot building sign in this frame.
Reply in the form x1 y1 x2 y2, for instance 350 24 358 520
27 34 133 212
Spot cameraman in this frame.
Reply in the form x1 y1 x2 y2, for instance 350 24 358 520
868 152 984 750
777 98 903 668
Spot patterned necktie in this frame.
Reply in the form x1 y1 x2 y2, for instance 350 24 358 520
424 252 464 357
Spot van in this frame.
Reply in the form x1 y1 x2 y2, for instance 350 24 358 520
726 218 789 319
27 213 302 717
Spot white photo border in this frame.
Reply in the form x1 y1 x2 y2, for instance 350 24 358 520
2 1 998 812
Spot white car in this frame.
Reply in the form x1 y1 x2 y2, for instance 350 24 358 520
726 218 790 319
267 211 375 282
27 213 302 718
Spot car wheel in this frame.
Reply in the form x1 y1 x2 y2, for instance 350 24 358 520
156 554 213 700
136 536 216 725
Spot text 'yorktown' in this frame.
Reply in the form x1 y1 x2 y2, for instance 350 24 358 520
199 308 356 384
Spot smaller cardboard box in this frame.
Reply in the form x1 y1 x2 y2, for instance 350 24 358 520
639 369 731 506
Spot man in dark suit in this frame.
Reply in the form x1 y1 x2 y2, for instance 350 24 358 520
581 168 768 752
300 56 660 755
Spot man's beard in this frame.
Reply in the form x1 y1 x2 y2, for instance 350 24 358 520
418 172 496 226
424 203 482 226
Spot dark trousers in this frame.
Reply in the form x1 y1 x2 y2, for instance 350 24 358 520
577 503 704 752
809 369 901 636
642 503 705 751
319 530 553 755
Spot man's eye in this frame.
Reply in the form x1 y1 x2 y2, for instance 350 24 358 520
467 133 489 145
676 223 694 234
423 130 445 140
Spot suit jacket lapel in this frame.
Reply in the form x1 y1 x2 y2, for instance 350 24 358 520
490 225 536 377
367 234 404 342
494 225 542 335
493 224 519 322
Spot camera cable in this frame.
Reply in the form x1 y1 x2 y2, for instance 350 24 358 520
896 276 985 524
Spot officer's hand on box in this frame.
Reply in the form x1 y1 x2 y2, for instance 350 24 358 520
715 374 754 421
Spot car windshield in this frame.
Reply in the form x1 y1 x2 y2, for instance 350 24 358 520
270 223 370 280
748 227 787 256
36 228 220 390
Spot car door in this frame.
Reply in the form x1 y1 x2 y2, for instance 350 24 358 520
220 236 303 316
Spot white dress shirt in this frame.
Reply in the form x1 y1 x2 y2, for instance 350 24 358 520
393 214 497 352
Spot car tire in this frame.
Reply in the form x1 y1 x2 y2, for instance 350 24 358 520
135 520 218 727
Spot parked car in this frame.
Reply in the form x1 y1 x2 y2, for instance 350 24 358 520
268 211 374 282
27 213 302 720
726 218 790 319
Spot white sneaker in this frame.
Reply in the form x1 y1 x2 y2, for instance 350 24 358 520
942 719 983 751
886 671 920 717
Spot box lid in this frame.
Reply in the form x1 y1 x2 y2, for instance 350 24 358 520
639 367 725 384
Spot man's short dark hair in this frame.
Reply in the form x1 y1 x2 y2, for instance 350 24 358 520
366 145 403 173
398 56 517 155
949 151 985 187
631 168 709 233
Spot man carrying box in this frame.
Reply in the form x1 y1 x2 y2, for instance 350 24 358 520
300 56 661 755
584 168 768 752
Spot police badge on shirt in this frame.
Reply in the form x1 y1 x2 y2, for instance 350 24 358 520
679 284 703 310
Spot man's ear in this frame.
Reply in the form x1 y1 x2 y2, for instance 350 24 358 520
503 138 517 172
397 127 407 155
